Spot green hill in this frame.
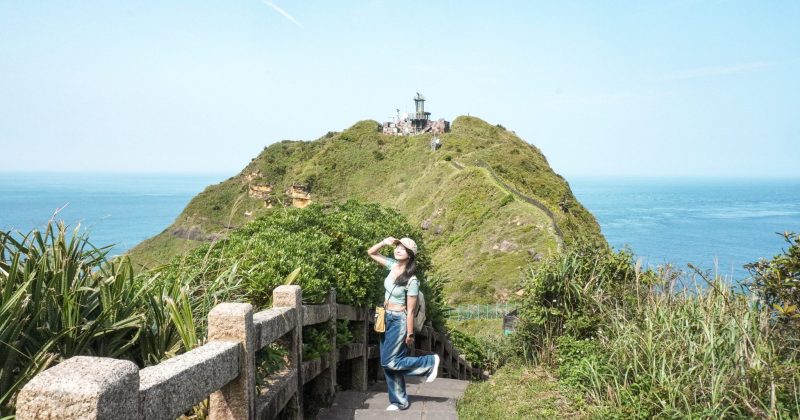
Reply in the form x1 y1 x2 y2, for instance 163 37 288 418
129 116 603 304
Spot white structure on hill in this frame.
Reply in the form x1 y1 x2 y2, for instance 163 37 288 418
382 93 450 136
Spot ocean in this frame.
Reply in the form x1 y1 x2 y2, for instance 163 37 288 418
0 172 226 255
1 173 798 281
569 177 800 280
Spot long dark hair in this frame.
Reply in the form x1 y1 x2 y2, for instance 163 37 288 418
394 248 417 286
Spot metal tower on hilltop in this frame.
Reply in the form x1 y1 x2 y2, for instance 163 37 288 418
410 92 431 133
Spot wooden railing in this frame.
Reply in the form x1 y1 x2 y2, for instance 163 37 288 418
17 285 487 420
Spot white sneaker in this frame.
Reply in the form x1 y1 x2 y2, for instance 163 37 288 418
386 404 400 411
427 354 440 383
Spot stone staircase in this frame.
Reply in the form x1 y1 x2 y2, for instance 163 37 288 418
317 376 469 419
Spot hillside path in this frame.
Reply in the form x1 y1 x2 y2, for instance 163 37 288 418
450 159 564 250
317 376 468 419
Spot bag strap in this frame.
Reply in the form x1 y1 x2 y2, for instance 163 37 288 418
383 284 398 308
403 277 416 308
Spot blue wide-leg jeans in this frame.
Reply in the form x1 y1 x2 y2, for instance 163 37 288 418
380 310 436 409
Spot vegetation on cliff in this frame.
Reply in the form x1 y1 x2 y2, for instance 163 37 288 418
456 237 800 418
0 201 448 416
131 116 603 304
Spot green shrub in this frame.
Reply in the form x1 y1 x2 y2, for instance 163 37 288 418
553 335 608 390
449 330 488 369
449 329 513 372
336 320 353 348
256 343 288 393
303 325 332 360
158 200 432 308
512 240 656 363
746 231 800 350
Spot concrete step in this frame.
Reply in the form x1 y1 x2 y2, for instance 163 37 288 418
317 377 470 419
353 408 458 420
317 405 458 420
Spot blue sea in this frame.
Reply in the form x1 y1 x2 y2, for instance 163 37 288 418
0 173 226 255
570 177 800 281
1 173 798 281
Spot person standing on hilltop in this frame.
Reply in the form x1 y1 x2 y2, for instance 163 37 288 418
367 236 440 411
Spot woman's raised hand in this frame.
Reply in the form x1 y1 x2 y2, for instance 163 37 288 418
383 237 398 246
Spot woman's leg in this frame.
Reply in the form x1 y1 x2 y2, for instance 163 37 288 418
382 368 408 408
381 312 435 377
380 312 410 408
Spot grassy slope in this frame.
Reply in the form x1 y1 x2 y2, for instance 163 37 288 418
457 363 582 419
130 116 603 304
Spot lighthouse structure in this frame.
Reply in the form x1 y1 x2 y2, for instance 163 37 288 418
382 93 450 136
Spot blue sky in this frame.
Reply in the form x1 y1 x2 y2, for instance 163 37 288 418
1 1 798 177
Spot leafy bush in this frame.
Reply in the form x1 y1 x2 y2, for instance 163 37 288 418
512 240 657 363
158 200 432 308
553 335 608 390
449 330 488 369
499 193 514 207
449 327 515 373
746 232 800 347
303 325 332 360
256 343 289 393
336 320 353 348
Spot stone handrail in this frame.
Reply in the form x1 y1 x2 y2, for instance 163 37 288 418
17 285 487 419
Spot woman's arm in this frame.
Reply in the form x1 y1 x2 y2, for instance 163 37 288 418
405 295 417 346
367 237 396 266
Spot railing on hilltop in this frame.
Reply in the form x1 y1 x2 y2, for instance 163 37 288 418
17 286 488 420
448 303 514 320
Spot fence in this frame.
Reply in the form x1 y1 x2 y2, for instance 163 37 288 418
16 285 488 420
447 303 515 320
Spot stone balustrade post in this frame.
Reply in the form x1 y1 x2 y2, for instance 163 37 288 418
433 332 445 378
17 356 139 420
451 346 459 379
351 307 369 391
422 326 433 352
208 302 255 420
444 342 454 378
273 285 303 420
312 288 337 401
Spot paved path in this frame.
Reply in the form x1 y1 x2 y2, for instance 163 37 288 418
317 376 469 419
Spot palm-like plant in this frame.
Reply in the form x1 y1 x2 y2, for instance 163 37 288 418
0 223 142 415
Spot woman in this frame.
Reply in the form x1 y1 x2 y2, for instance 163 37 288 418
367 236 440 411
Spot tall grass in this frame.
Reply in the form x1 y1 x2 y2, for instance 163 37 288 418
514 242 800 418
0 223 243 415
565 279 799 418
1 223 143 414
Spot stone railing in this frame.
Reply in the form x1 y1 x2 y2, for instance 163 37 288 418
17 285 487 420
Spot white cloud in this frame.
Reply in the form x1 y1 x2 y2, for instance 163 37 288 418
262 1 303 28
